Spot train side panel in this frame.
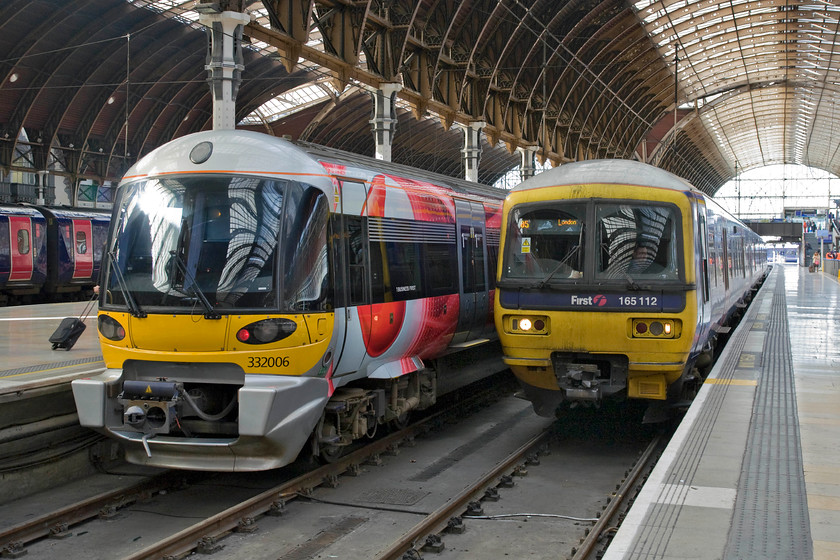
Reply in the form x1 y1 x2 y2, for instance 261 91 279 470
0 206 48 302
40 208 110 295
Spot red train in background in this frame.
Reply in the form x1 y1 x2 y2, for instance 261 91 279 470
0 204 110 305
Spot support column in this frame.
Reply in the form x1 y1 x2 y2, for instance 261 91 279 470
36 170 46 205
198 9 250 131
460 121 485 183
370 83 402 161
518 146 537 183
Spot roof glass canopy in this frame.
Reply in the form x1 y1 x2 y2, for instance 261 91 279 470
632 0 840 176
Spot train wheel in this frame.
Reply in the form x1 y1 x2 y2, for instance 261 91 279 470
318 424 345 463
389 411 411 431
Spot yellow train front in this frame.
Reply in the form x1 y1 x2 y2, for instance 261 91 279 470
495 159 766 419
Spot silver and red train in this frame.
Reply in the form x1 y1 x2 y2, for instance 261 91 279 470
0 205 109 305
72 130 505 471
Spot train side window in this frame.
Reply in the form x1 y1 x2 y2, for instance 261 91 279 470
385 241 422 301
473 226 486 292
423 243 458 297
76 231 88 254
698 209 710 302
369 230 386 304
486 240 499 290
17 229 31 255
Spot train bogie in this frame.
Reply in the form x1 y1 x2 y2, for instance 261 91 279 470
71 130 506 471
495 159 767 419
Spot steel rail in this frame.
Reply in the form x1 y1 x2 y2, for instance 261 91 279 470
122 384 510 560
571 432 664 560
0 472 190 556
373 429 551 560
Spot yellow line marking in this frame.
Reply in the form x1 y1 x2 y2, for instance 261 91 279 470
704 378 758 386
0 360 104 380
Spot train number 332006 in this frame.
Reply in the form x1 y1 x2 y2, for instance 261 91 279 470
248 356 291 368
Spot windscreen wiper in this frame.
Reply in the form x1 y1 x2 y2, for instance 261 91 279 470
107 251 147 318
623 273 642 291
537 244 581 288
168 250 222 320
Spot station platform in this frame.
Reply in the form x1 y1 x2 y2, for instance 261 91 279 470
604 263 840 560
0 300 104 394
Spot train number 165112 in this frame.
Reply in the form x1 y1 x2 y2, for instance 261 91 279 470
618 296 658 307
248 356 290 368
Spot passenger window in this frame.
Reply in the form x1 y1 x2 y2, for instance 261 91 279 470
18 229 31 255
76 231 87 254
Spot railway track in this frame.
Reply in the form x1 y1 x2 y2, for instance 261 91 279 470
1 381 668 560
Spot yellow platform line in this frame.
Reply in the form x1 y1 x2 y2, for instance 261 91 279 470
704 378 758 386
0 358 104 379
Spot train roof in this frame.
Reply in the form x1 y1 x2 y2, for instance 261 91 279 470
122 130 335 191
511 159 697 194
122 130 506 203
0 204 45 218
0 204 109 220
295 140 507 201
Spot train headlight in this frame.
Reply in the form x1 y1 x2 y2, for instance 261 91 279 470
98 315 126 341
236 318 297 344
631 319 679 339
506 315 549 335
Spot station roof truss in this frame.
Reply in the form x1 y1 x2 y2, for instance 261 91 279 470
2 0 840 195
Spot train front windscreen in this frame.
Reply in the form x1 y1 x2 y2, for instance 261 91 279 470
104 176 331 313
500 200 682 286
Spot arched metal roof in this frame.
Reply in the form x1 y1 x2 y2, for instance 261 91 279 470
2 0 839 196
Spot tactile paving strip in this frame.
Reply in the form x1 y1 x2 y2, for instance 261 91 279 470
0 355 104 378
724 271 812 559
621 270 764 558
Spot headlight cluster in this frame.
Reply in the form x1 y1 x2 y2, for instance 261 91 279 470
236 318 297 344
632 319 679 339
506 315 549 335
98 315 126 341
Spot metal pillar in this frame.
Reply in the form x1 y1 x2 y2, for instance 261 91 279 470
36 170 46 205
370 83 402 161
460 121 485 183
518 146 537 183
198 10 250 131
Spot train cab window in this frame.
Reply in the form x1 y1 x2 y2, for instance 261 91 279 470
595 204 680 281
502 204 586 282
76 231 87 254
282 187 331 311
106 176 300 312
17 229 31 255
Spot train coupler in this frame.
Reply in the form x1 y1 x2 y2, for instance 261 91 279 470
118 380 180 435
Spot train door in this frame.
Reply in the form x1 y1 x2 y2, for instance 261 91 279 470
8 216 34 281
332 179 370 377
72 219 94 279
453 199 489 343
